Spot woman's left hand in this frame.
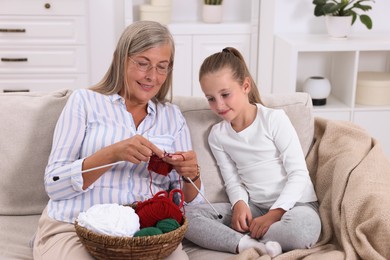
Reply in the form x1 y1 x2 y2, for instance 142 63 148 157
163 151 198 180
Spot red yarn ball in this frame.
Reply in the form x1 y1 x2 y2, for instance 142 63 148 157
135 190 184 229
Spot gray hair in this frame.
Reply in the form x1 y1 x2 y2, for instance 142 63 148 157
90 21 175 102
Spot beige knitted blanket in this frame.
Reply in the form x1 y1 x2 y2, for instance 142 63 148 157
230 118 390 260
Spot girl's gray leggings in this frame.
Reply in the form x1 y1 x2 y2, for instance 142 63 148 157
184 201 321 253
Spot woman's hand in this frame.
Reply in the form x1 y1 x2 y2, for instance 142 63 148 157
111 134 164 164
163 151 198 179
249 208 286 239
231 200 252 232
163 151 200 203
82 135 163 189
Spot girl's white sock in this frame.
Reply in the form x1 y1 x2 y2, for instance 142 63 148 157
238 235 283 257
238 235 267 254
265 241 282 257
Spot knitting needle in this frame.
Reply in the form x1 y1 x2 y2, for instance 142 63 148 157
52 161 223 219
184 176 223 219
52 161 124 181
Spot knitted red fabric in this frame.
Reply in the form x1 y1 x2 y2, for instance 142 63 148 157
135 190 184 228
148 153 173 176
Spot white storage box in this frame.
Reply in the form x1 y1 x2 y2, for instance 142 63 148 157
356 71 390 106
151 0 172 6
140 4 171 25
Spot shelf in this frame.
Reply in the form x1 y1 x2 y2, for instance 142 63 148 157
168 22 252 35
127 0 256 26
273 32 390 156
276 33 390 52
311 95 350 111
354 104 390 111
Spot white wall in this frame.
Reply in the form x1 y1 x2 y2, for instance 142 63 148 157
88 0 125 85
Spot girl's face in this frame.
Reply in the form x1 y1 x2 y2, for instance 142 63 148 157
201 67 251 123
124 44 171 105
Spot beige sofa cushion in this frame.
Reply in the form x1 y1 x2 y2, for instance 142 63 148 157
173 92 314 204
0 89 72 215
263 93 314 155
0 89 312 215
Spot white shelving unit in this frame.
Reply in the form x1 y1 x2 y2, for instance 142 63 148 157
0 0 90 92
272 33 390 156
124 0 259 97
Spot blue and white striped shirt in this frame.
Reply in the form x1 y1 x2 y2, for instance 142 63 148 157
44 89 203 223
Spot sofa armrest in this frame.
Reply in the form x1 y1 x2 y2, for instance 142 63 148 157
0 89 72 215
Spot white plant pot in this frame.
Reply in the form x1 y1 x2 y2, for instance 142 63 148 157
303 76 331 106
202 5 223 23
325 16 352 38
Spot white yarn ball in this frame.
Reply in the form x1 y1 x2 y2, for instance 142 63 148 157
77 203 140 237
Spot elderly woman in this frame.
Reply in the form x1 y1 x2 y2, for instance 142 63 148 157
33 21 203 260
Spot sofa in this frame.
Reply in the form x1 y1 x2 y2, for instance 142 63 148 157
1 89 389 260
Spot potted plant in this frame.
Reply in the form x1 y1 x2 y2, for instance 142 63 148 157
202 0 224 23
313 0 374 37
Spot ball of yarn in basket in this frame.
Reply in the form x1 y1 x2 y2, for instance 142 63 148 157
156 218 180 233
135 190 183 228
133 227 163 237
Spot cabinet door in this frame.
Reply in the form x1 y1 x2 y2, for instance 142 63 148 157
171 35 192 97
0 16 86 45
0 0 86 16
353 110 390 157
0 74 89 92
0 46 88 73
193 34 251 97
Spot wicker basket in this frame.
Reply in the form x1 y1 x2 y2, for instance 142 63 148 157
75 216 188 260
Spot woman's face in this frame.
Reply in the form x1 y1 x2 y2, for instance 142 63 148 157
125 43 171 105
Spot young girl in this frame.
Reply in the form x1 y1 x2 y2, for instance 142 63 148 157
184 47 321 257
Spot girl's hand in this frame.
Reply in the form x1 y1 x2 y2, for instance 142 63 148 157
112 134 164 164
249 208 286 239
163 151 198 179
231 200 252 232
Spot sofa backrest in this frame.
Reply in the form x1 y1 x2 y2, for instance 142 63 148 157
0 89 313 216
0 89 72 215
173 93 314 203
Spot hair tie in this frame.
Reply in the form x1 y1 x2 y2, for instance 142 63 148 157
222 48 230 53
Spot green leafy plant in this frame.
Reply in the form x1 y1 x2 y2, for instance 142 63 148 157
204 0 223 5
313 0 374 29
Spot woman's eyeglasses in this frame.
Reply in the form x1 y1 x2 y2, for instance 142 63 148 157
129 57 172 75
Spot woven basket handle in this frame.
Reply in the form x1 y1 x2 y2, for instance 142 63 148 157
168 189 184 209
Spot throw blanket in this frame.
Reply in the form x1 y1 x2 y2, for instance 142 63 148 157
230 118 390 260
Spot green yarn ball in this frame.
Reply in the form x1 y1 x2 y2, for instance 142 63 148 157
133 227 163 237
156 218 180 233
